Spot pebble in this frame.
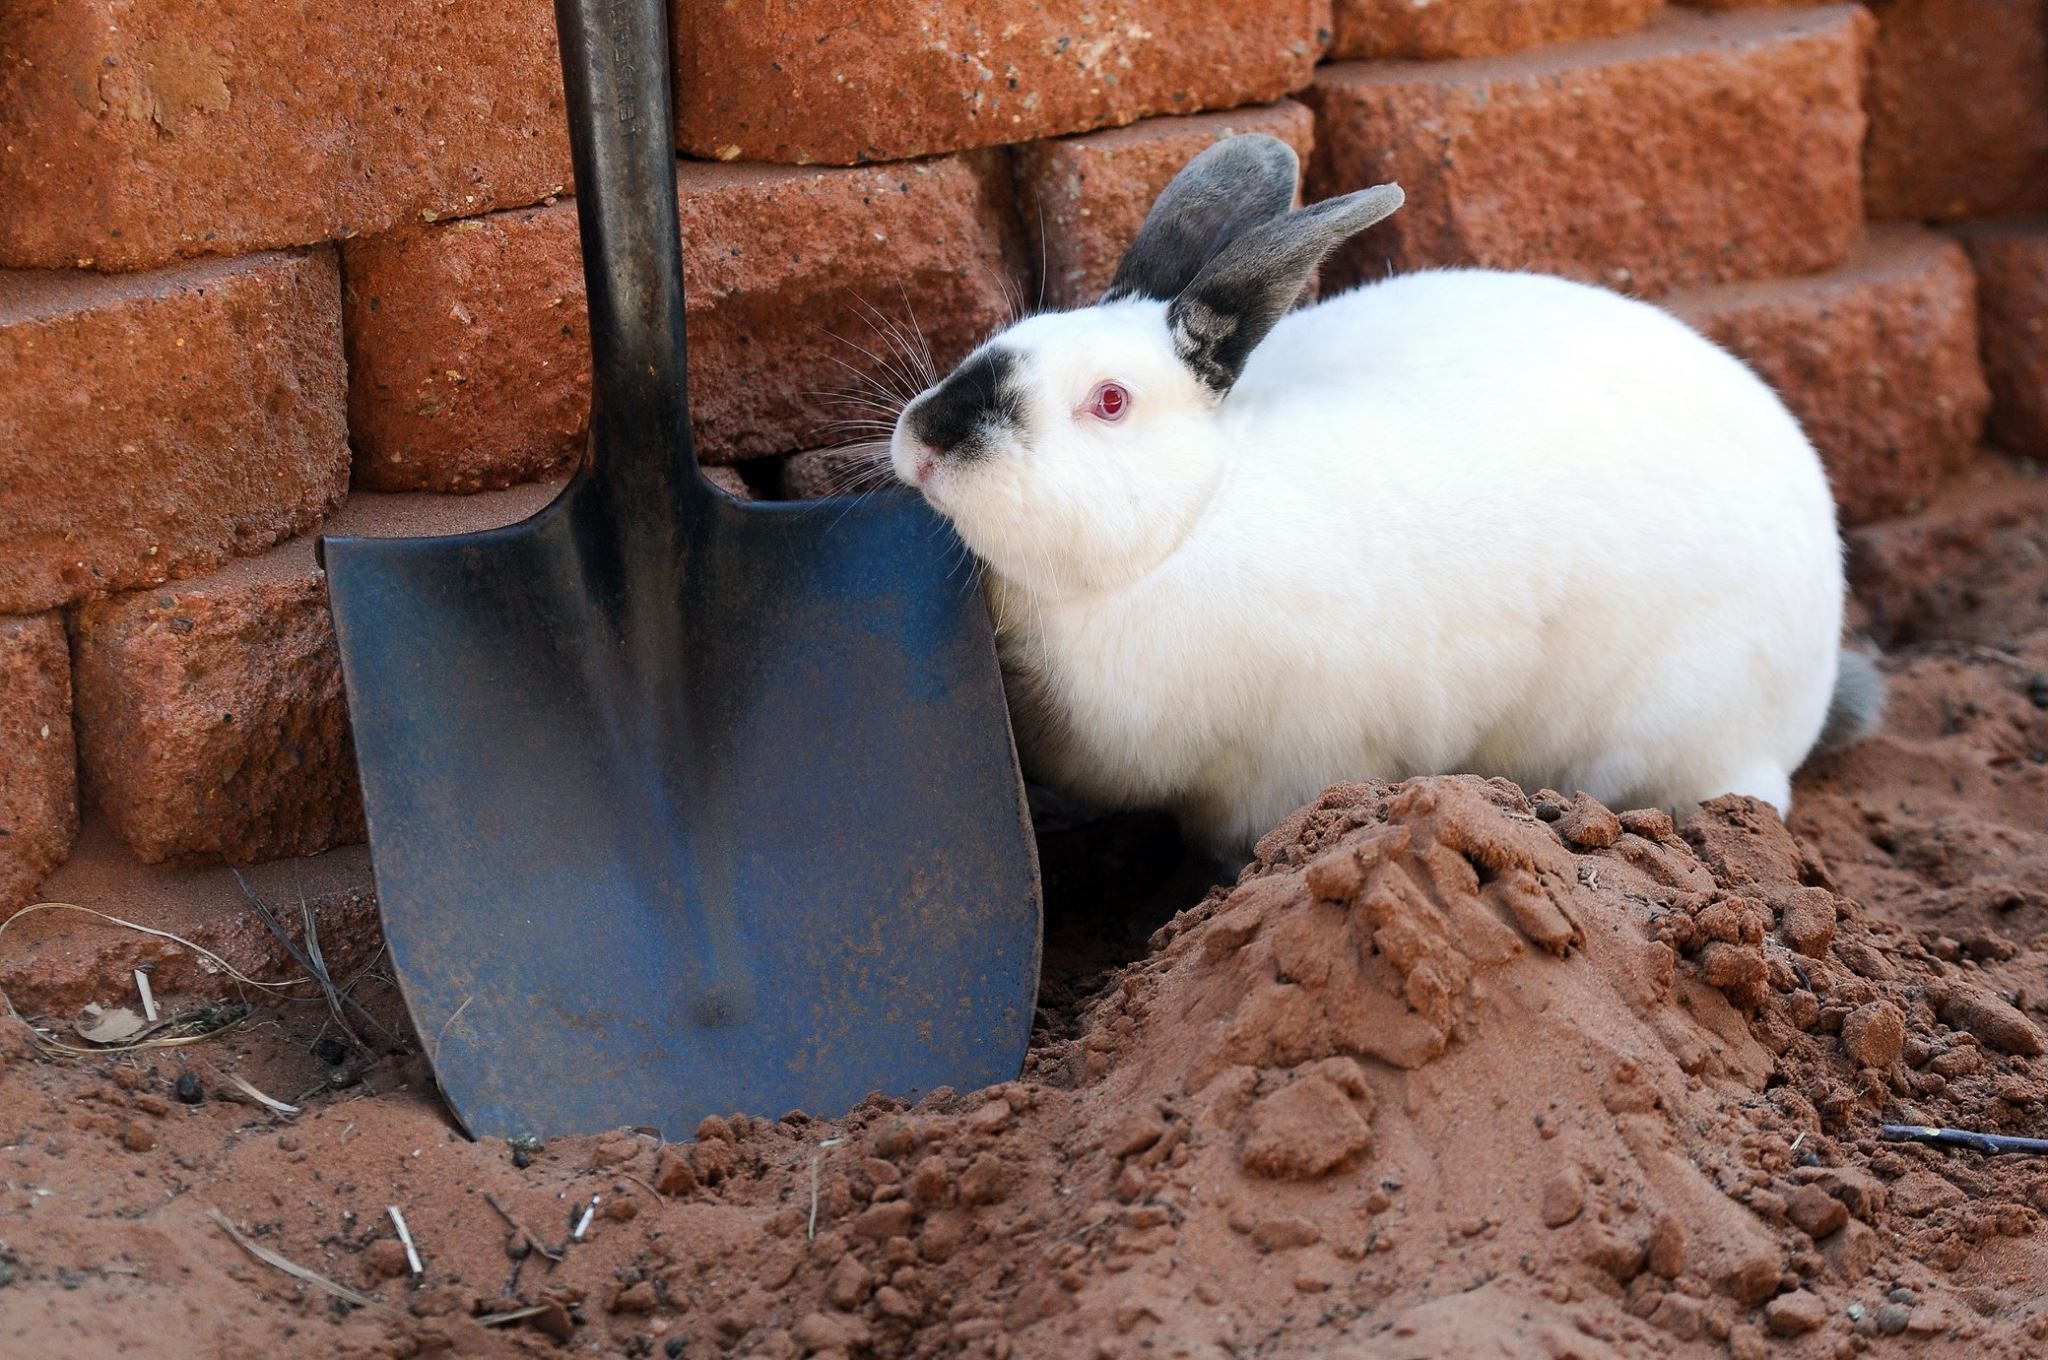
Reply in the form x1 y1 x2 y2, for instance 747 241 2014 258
1874 1302 1911 1336
1646 1216 1686 1279
1840 1001 1906 1070
1777 888 1839 958
1764 1290 1828 1337
609 1280 658 1314
653 1145 697 1194
1251 1217 1320 1252
793 1311 871 1352
1937 985 2046 1056
959 1152 1008 1206
826 1255 868 1309
853 1200 916 1239
909 1155 950 1204
532 1299 574 1342
871 1117 919 1159
1540 1167 1586 1228
1557 793 1621 848
1786 1184 1849 1240
174 1074 203 1105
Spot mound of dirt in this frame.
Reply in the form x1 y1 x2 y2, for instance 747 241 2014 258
7 770 2048 1359
5 460 2048 1360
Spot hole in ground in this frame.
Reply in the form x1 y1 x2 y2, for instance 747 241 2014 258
1028 791 1224 1051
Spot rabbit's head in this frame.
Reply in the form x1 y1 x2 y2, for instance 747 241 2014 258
890 135 1401 598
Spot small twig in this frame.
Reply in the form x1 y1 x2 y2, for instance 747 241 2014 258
223 1073 300 1117
387 1205 423 1277
229 869 383 1044
483 1192 563 1263
208 1208 399 1318
808 1137 845 1241
0 902 301 1058
299 886 367 1051
134 970 158 1023
615 1172 666 1203
1881 1124 2048 1156
478 1304 550 1327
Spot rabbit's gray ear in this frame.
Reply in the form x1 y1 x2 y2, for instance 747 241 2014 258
1168 183 1403 395
1101 135 1301 305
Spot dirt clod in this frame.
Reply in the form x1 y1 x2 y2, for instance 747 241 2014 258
1936 983 2047 1055
1765 1290 1830 1336
1841 1000 1907 1070
1541 1166 1588 1228
1646 1215 1687 1279
1785 1184 1849 1240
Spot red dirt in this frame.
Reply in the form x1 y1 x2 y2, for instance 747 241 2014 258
6 460 2048 1360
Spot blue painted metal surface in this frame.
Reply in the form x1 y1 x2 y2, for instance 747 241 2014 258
318 0 1040 1140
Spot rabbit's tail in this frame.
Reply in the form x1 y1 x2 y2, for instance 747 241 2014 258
1816 648 1885 751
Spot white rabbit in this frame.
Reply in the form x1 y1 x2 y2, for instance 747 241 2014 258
889 134 1880 858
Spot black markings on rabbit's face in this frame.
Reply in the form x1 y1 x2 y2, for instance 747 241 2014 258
905 346 1027 462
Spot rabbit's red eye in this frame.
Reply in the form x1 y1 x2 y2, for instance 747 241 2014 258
1087 381 1130 422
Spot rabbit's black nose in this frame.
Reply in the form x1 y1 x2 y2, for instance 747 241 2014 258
905 346 1024 461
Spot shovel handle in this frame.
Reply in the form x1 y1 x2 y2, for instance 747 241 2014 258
554 0 700 503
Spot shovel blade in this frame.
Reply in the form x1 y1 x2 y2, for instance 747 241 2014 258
323 480 1040 1140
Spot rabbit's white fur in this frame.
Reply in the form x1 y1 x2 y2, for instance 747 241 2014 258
892 152 1849 857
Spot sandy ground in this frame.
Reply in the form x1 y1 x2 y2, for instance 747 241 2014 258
5 458 2048 1360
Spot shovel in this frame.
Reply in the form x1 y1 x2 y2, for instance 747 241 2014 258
318 0 1041 1140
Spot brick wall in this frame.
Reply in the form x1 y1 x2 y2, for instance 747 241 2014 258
0 0 2038 929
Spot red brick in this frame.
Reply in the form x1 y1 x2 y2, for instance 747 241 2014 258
1863 0 2048 221
0 613 77 909
343 155 1023 491
0 0 569 271
0 822 378 1015
700 465 754 499
0 251 347 614
1665 227 1988 525
1017 102 1315 312
673 0 1323 165
71 485 554 865
1956 220 2048 460
1303 6 1871 298
1330 0 1659 60
781 446 900 501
